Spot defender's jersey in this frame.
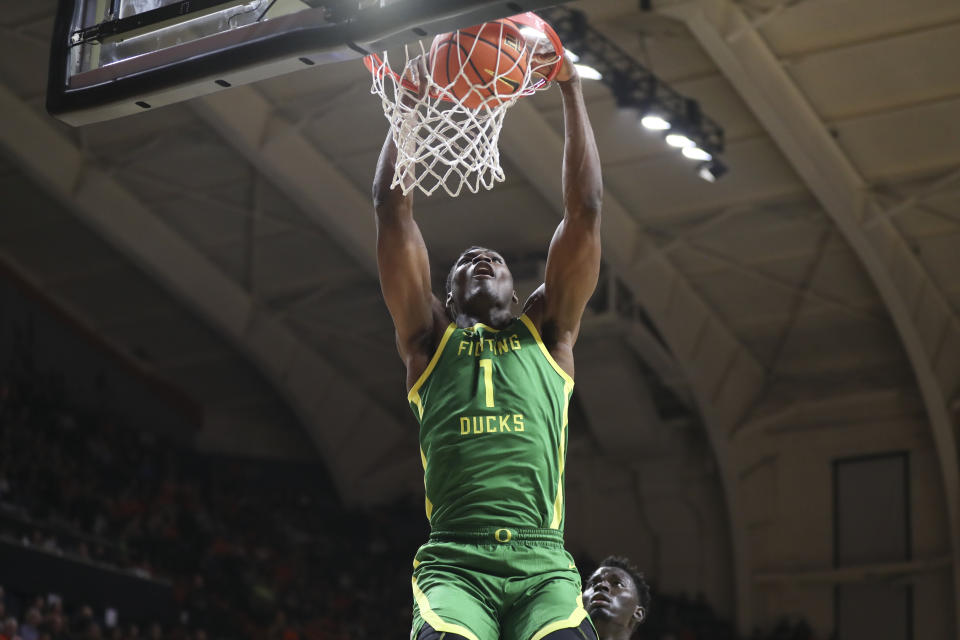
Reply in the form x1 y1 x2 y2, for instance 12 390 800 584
407 314 574 531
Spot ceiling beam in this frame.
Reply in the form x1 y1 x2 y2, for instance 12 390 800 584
0 82 411 506
664 0 960 630
732 387 913 441
192 86 378 276
864 166 960 229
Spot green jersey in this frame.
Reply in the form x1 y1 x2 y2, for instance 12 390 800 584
407 314 575 532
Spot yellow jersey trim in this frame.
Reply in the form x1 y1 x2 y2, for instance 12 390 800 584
529 596 588 640
412 577 481 640
550 378 574 529
518 314 575 387
419 446 433 521
408 323 457 418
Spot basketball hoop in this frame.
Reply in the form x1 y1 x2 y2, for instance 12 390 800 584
364 12 564 197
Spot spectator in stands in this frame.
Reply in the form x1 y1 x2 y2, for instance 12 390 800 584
582 556 650 640
43 611 67 640
19 609 41 640
1 616 21 640
72 606 94 638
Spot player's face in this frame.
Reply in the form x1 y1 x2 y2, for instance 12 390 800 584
449 247 515 312
583 566 644 628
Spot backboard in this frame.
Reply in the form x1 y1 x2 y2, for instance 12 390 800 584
47 0 573 126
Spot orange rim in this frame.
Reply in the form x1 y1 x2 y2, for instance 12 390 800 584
503 11 565 85
363 11 565 96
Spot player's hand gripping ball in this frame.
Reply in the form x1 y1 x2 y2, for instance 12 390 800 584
530 49 575 88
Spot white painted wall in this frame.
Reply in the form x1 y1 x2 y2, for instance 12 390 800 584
737 407 952 638
565 437 735 620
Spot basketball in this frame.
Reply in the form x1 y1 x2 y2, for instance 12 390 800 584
429 20 529 110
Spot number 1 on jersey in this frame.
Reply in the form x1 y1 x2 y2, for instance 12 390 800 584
479 359 495 408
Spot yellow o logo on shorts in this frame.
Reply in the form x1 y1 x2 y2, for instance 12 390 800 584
494 528 512 543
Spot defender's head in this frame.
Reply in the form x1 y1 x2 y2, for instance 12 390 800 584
445 246 518 320
583 556 650 635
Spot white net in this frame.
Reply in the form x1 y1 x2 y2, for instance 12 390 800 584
365 14 562 197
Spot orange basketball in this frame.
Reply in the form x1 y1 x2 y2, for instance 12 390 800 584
429 20 528 110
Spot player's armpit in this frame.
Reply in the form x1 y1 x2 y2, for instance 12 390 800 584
522 284 546 319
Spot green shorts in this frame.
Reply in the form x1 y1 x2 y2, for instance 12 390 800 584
410 527 589 640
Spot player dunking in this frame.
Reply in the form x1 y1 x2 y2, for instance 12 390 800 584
373 47 601 640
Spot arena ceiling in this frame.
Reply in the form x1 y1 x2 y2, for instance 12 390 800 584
1 0 959 631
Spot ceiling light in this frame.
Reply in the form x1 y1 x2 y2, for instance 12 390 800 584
640 115 671 130
682 146 712 161
575 64 602 80
665 133 695 148
697 159 728 182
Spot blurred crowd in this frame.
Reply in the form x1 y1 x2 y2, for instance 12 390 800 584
0 372 820 640
746 619 821 640
0 585 169 640
0 373 425 640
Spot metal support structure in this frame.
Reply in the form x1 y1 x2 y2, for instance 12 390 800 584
540 6 725 155
0 82 412 506
664 0 960 631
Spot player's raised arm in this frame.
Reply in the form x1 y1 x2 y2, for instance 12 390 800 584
373 131 440 363
538 57 603 355
372 59 440 363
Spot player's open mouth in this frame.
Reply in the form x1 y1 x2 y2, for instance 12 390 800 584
473 264 494 277
589 595 611 606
